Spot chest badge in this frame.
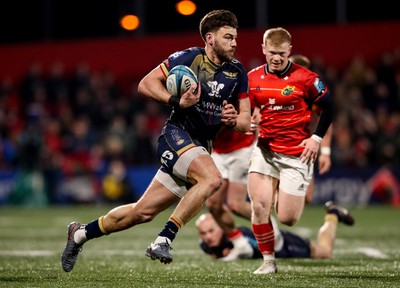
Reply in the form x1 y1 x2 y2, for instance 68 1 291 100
281 85 295 96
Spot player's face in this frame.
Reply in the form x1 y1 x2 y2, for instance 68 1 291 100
211 27 237 63
263 40 292 73
197 218 225 247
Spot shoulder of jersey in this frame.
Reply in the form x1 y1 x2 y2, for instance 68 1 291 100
248 65 264 74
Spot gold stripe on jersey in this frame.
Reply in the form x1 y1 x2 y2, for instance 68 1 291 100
176 143 196 156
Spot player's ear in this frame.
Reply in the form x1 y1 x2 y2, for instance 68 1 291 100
206 33 213 46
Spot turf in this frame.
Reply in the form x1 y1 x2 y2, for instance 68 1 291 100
0 204 399 288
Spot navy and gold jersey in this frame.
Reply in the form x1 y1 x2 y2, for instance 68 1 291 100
160 47 248 146
199 227 311 259
199 226 261 259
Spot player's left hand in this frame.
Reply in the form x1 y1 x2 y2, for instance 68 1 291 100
221 100 238 127
299 137 320 164
318 154 331 174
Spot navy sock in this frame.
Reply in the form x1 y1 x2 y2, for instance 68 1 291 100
158 221 179 242
85 219 105 240
328 209 342 221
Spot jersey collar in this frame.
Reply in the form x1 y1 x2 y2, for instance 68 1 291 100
264 61 292 76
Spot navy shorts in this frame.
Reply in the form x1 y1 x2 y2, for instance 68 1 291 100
157 122 209 175
275 230 311 258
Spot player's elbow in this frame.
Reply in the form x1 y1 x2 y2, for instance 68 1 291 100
137 78 148 97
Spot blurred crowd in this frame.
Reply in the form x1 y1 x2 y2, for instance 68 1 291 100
0 50 399 205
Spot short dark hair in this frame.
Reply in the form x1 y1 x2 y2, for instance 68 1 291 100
289 54 311 68
199 10 238 41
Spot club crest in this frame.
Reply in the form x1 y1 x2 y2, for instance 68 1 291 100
281 85 295 96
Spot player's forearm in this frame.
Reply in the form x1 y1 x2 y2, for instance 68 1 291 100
232 98 251 133
138 67 171 104
232 111 251 133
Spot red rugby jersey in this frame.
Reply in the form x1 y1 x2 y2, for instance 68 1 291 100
248 62 328 156
213 127 255 154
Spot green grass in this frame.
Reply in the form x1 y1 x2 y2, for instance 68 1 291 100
0 204 399 288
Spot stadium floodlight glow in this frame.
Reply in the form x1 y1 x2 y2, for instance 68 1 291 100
176 0 197 16
120 14 140 31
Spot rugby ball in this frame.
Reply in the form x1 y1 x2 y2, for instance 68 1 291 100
166 65 198 97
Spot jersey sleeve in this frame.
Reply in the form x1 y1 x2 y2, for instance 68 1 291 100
304 70 329 103
237 62 249 95
160 47 201 77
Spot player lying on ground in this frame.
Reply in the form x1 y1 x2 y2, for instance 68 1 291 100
196 201 354 260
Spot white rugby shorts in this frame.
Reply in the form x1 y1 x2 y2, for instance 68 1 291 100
155 146 209 198
249 145 313 196
211 144 254 185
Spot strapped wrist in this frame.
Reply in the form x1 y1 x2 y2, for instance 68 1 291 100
168 95 181 111
311 134 322 143
320 147 331 156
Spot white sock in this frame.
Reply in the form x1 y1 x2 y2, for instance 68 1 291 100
263 253 275 262
74 225 88 245
231 235 247 247
154 236 171 245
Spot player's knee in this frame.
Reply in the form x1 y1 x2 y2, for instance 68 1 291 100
227 202 239 214
251 201 267 217
278 215 298 226
206 173 223 195
205 197 220 211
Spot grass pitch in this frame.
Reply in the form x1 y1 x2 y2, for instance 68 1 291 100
0 204 399 288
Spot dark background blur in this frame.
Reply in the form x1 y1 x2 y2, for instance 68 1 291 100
0 0 398 44
0 0 399 207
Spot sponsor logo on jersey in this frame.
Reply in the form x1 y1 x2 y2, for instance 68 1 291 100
169 51 185 60
281 85 295 96
222 71 238 79
177 139 184 145
207 81 225 98
314 78 325 93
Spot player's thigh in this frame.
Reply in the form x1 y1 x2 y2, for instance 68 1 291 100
136 174 181 214
248 145 278 204
158 123 211 182
305 175 315 204
226 181 248 207
276 191 305 225
187 153 221 185
248 172 277 208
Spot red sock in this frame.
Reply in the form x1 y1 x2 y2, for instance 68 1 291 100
226 228 243 241
252 222 274 255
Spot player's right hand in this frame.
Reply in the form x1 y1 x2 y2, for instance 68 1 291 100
180 83 201 108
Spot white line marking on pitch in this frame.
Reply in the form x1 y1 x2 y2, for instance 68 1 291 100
0 249 200 257
0 247 389 259
355 247 389 259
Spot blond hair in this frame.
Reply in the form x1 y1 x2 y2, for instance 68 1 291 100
263 27 291 46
